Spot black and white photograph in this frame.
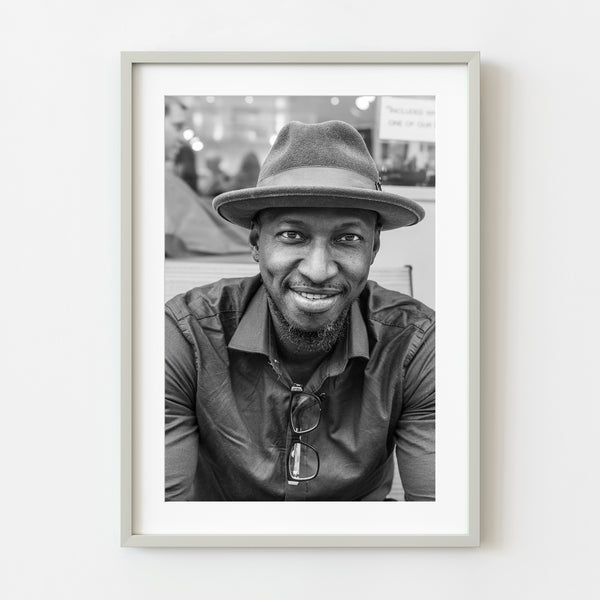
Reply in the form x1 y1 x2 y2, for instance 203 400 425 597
163 94 436 502
125 54 475 544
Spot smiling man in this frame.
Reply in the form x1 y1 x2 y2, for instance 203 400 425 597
165 120 435 501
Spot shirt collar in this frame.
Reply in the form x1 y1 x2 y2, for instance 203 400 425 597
228 285 271 356
228 285 370 362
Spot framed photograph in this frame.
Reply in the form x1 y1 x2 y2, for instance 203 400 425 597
121 52 480 547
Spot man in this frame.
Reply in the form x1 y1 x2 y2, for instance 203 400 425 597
165 120 435 501
164 97 187 166
164 97 249 257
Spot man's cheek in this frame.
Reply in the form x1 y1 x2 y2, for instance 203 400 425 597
260 263 288 286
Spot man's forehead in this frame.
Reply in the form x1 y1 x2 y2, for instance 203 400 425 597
256 206 378 228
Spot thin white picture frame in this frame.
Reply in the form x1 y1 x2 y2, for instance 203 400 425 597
121 51 480 547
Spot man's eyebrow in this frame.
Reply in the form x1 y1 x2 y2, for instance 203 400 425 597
272 219 308 227
334 221 371 229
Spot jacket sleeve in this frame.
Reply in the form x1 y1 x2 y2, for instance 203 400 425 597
165 311 199 501
395 322 435 501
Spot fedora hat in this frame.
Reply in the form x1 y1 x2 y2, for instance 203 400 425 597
213 120 425 230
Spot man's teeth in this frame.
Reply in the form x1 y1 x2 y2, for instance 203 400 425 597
298 291 332 300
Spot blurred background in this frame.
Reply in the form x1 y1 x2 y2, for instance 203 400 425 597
165 95 435 307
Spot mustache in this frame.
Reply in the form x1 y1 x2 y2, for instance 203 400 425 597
286 279 347 292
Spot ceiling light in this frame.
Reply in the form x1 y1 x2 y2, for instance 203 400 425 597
355 96 376 110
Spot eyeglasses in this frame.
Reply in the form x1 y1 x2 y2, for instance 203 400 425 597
287 387 322 483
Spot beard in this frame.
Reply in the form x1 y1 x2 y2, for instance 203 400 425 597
266 292 350 354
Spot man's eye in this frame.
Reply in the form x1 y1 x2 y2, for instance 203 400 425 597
337 234 362 242
279 231 304 241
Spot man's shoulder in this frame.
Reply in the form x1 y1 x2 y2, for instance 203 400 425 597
362 280 435 333
165 274 262 323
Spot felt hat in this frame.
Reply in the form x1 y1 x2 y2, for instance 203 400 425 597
212 120 425 230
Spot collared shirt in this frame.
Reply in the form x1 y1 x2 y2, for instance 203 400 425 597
165 275 435 501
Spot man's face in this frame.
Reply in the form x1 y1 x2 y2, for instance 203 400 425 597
165 101 187 162
255 207 380 334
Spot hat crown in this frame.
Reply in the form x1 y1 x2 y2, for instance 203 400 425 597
258 120 379 187
212 119 425 231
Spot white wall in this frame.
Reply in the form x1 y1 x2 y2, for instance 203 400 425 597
2 1 599 598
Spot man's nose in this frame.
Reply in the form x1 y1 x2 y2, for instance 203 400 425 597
297 243 339 284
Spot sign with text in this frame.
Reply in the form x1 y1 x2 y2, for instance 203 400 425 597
379 97 435 142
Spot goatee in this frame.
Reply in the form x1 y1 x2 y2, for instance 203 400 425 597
266 293 349 354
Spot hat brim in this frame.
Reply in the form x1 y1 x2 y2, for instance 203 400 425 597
213 185 425 231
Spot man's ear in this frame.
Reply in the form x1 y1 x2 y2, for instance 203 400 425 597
370 228 381 265
249 220 260 262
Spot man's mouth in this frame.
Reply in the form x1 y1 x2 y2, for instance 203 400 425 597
288 287 343 313
296 291 337 300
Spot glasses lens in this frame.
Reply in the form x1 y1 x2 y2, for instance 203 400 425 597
290 393 321 434
288 441 319 481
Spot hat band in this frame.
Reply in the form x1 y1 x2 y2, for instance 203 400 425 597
258 166 376 190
